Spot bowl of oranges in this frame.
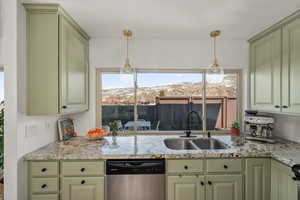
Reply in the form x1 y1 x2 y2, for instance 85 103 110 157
87 128 108 140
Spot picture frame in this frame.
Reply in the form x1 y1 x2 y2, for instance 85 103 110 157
57 118 76 141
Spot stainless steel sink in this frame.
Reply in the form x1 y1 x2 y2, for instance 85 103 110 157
164 138 197 150
192 138 228 150
164 138 228 150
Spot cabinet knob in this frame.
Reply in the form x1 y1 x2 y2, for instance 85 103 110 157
283 105 289 109
62 105 67 109
41 184 47 189
41 168 47 172
208 181 212 185
274 105 280 108
80 168 86 172
224 165 228 169
81 180 86 184
184 165 188 170
200 181 204 186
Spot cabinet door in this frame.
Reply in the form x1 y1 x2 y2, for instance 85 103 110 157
250 29 282 112
62 177 104 200
271 160 297 200
167 175 205 200
245 158 270 200
282 17 300 113
206 175 243 200
59 15 89 114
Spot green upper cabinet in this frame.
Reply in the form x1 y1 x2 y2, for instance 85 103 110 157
250 29 282 112
59 15 89 114
249 10 300 114
282 17 300 114
24 4 89 115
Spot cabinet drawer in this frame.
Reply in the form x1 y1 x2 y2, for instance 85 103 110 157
61 161 105 176
32 194 58 200
167 159 204 173
206 159 242 173
31 178 58 194
31 161 58 177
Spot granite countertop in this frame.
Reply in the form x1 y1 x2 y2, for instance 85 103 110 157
23 135 300 167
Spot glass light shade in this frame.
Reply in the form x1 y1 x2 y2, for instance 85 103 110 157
206 62 225 84
120 58 135 83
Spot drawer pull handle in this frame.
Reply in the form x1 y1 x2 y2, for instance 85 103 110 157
184 165 188 170
41 168 47 172
283 105 289 109
208 181 212 185
224 165 228 169
41 184 47 189
201 181 204 186
275 105 280 108
81 168 86 172
81 180 86 184
62 105 67 109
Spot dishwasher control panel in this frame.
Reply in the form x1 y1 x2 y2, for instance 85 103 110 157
106 159 165 175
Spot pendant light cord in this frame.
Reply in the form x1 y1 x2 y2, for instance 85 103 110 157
126 36 129 59
213 37 216 61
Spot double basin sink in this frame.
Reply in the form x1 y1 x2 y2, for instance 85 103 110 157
164 137 228 150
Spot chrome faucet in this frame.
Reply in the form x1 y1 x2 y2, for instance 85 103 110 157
185 110 202 137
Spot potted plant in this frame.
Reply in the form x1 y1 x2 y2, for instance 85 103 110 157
108 121 119 137
231 121 240 136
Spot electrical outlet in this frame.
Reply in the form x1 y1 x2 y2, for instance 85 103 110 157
44 121 51 129
25 123 39 138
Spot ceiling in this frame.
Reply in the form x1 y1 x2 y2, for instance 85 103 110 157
23 0 300 39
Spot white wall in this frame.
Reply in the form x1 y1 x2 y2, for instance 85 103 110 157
0 0 3 66
74 37 249 134
2 1 19 200
91 38 248 68
2 1 60 200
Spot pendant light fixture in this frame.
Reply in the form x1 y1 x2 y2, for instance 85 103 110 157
120 29 135 83
207 30 224 84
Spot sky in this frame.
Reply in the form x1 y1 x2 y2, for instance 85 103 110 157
0 72 3 101
102 73 203 89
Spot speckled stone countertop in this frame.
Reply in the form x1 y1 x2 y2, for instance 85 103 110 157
23 135 300 167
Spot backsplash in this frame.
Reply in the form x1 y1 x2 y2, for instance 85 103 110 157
268 114 300 143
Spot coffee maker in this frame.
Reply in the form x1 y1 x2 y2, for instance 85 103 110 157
244 110 275 143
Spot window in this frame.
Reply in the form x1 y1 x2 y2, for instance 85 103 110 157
136 73 203 131
98 69 241 133
101 74 134 130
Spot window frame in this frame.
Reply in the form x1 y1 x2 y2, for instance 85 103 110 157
96 68 243 134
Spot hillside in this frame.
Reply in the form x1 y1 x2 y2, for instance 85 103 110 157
102 76 237 104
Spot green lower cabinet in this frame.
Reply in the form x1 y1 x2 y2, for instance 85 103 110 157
245 158 270 200
168 175 205 200
206 175 243 200
271 160 297 200
61 177 104 200
32 194 58 200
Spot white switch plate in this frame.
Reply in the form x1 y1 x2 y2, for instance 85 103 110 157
25 123 39 138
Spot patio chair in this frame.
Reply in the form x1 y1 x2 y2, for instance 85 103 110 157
116 120 123 130
156 121 160 131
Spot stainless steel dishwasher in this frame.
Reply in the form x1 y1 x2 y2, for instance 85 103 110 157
106 159 165 200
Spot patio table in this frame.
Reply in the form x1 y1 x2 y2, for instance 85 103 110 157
124 121 151 130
